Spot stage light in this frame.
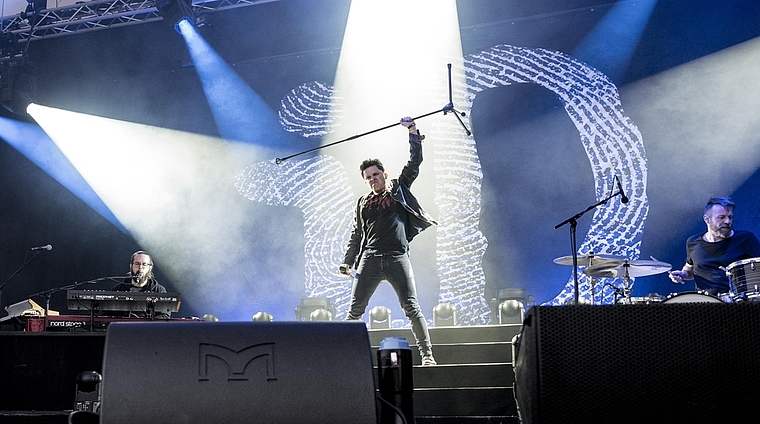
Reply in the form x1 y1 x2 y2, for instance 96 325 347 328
309 309 333 321
155 0 195 34
175 17 194 35
295 297 335 321
498 300 524 324
252 311 273 322
20 0 46 26
202 314 218 322
0 32 22 59
0 58 35 116
369 306 391 329
178 20 295 149
432 303 456 327
494 288 528 324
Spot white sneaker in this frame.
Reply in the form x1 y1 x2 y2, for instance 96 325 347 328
421 356 437 366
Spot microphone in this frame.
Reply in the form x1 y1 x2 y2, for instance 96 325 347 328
134 271 143 281
615 176 629 204
30 244 52 251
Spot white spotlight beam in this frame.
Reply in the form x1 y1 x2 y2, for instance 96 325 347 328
325 0 486 323
328 0 465 171
623 36 760 204
26 103 264 314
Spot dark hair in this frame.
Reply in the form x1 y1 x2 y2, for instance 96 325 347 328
704 197 735 215
359 158 384 175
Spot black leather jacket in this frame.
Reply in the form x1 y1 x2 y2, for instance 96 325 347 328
342 131 438 268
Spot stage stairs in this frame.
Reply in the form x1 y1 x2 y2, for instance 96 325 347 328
368 323 522 424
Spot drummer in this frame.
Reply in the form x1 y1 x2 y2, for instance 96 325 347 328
669 197 760 295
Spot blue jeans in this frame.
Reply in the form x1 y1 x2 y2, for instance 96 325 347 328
347 253 433 358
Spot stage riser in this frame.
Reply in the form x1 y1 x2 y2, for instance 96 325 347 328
416 419 518 424
412 363 514 388
369 324 521 345
371 342 512 366
3 413 516 424
414 387 516 416
1 323 519 423
370 324 518 422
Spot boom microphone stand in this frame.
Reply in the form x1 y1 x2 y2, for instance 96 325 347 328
30 276 126 331
275 64 471 164
554 180 627 305
0 250 43 314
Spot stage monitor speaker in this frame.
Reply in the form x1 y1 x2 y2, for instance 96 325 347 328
514 303 760 424
99 321 377 424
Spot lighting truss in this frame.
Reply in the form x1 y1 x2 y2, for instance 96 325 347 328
0 0 281 60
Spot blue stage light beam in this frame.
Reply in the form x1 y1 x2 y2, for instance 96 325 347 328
177 20 299 151
573 0 659 83
175 18 316 321
0 116 127 233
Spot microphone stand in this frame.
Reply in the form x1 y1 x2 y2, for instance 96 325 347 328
0 251 42 314
29 276 123 331
554 187 626 305
275 63 471 164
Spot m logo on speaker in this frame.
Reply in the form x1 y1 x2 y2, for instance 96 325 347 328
198 342 277 382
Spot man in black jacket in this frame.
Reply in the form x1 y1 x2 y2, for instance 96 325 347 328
340 117 438 366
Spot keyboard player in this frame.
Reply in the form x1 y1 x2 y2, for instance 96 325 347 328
111 251 167 293
111 251 169 318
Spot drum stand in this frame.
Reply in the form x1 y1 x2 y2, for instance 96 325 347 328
554 186 627 304
619 265 633 303
585 259 672 304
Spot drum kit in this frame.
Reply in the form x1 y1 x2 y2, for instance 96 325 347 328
553 252 672 304
554 253 760 304
725 257 760 302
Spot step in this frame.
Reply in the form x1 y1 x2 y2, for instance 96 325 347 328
413 386 517 417
411 363 514 389
416 417 519 424
372 341 513 366
368 324 522 346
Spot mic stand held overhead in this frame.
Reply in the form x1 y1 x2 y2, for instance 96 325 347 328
275 63 471 164
554 187 627 305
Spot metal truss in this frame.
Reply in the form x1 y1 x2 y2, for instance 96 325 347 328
0 0 280 59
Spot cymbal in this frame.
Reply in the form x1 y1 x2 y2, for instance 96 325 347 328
583 259 672 278
553 253 626 267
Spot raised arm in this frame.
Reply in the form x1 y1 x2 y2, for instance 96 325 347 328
399 116 423 188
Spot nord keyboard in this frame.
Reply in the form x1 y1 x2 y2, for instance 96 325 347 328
26 315 204 332
66 290 181 314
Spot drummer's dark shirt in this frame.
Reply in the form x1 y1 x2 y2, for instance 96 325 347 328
686 229 760 294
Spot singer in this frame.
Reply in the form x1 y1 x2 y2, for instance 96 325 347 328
111 251 167 294
339 116 438 366
669 197 760 295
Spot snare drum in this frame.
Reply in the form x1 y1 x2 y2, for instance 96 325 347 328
616 294 665 304
662 292 724 304
726 257 760 300
615 297 642 305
